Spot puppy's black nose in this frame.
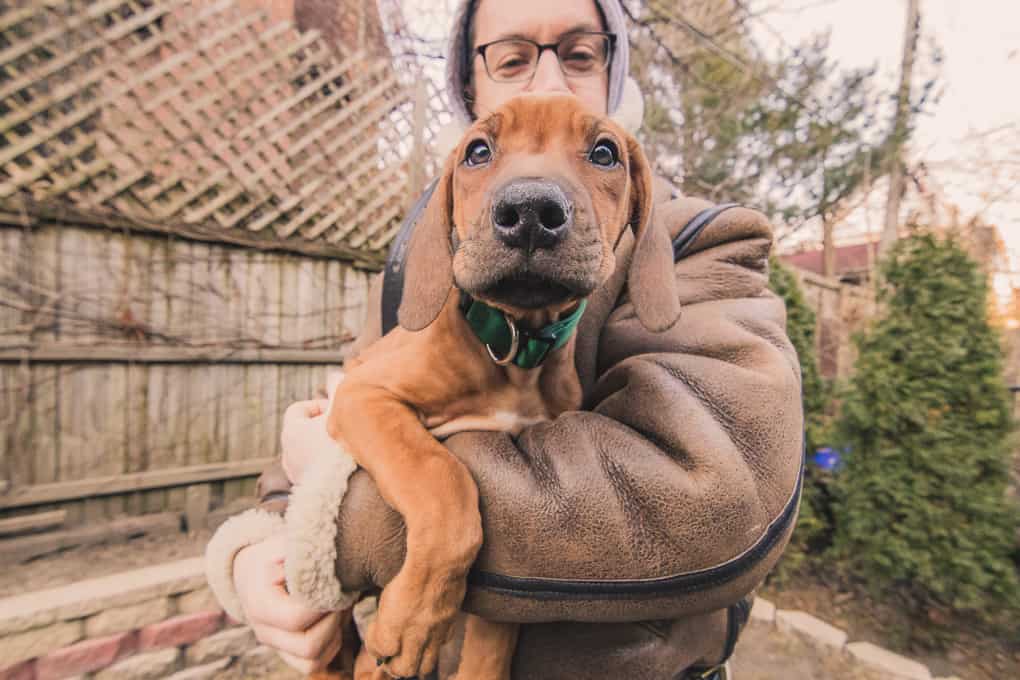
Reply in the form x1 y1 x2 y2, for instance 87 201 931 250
492 180 573 251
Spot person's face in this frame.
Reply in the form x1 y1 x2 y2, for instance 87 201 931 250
470 0 611 119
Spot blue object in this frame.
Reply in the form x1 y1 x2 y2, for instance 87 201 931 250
811 447 843 472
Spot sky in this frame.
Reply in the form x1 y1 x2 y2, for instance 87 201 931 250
749 0 1019 295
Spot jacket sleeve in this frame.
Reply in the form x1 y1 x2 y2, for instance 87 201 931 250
328 201 805 624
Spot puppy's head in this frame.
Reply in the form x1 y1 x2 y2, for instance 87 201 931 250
399 94 680 333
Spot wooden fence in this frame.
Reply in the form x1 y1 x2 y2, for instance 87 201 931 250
0 220 371 533
794 270 876 380
0 0 458 552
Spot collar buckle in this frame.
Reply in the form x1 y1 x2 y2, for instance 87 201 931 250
485 311 520 366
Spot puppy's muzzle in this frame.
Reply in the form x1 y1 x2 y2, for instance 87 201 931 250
491 179 573 252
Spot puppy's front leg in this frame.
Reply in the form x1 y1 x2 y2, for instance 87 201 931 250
328 383 482 680
453 616 518 680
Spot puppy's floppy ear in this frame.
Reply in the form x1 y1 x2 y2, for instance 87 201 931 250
397 154 457 331
626 136 681 333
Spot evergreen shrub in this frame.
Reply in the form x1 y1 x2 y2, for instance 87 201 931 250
832 233 1020 627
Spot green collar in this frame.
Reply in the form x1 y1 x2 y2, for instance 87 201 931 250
460 295 588 370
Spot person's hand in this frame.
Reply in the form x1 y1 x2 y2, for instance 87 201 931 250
281 371 344 485
280 398 334 485
233 535 343 673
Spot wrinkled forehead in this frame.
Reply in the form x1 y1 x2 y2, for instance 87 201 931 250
470 95 614 154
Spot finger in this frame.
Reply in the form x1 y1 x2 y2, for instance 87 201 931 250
284 399 324 423
313 399 330 417
315 622 345 671
248 572 331 633
252 610 341 660
277 649 317 675
277 620 343 674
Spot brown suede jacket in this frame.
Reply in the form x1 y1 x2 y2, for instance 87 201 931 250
254 184 805 680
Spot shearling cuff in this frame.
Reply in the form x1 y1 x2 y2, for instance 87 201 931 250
284 448 360 612
205 508 286 622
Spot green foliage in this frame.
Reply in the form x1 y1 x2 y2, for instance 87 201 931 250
768 258 833 580
625 5 917 233
832 234 1020 625
769 257 829 452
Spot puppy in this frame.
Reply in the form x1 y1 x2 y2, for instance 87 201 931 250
325 93 679 680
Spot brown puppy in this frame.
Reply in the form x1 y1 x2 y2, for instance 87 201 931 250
325 93 680 680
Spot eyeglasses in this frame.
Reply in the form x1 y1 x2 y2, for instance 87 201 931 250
475 31 616 84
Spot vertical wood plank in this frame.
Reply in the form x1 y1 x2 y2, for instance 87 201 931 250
279 255 316 444
324 259 345 350
104 232 131 519
167 238 194 513
31 366 60 487
23 227 63 517
303 258 328 350
123 233 152 515
124 362 149 515
0 363 32 492
0 226 28 349
343 266 368 343
51 229 85 524
222 249 250 505
187 244 213 470
147 239 192 513
252 252 281 463
247 252 276 349
185 483 211 533
55 366 97 524
29 226 60 345
0 227 25 491
100 362 130 522
279 256 301 349
141 238 168 514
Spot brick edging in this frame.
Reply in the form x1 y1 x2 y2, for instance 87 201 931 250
749 597 962 680
0 559 259 680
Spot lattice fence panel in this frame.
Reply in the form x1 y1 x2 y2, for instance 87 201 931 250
0 0 455 258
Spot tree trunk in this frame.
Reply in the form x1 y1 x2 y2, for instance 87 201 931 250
823 217 837 278
880 0 922 257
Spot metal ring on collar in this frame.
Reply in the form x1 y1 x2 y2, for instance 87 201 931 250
486 312 520 366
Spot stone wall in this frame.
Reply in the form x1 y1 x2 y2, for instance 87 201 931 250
0 556 965 680
0 560 266 680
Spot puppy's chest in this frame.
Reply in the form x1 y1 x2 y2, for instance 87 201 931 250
424 374 580 439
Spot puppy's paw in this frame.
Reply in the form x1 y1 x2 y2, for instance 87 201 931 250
365 568 464 679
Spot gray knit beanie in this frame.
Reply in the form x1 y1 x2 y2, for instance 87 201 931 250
444 0 640 129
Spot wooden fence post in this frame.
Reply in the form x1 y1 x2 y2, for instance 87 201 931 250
185 484 211 534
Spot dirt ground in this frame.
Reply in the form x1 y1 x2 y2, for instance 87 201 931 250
212 624 890 680
0 527 214 597
731 624 886 680
762 579 1020 680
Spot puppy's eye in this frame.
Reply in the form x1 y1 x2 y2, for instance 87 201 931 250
465 140 492 167
589 139 619 168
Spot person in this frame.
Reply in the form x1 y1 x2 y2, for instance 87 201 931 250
204 1 804 678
